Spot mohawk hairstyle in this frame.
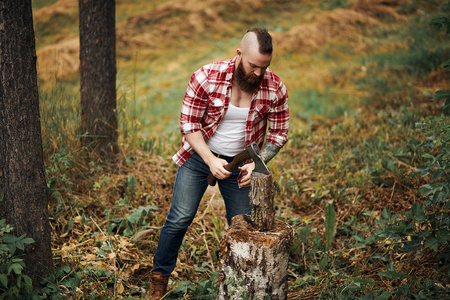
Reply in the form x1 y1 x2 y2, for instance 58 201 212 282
247 27 273 55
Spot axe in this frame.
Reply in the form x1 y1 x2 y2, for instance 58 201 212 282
207 142 270 186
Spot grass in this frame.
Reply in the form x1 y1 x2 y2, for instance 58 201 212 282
27 0 450 299
32 0 58 11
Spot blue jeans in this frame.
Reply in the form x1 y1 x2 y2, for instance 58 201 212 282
152 152 251 277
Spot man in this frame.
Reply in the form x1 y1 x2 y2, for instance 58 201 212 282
146 27 289 299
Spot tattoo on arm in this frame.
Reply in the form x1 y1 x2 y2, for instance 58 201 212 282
260 142 281 164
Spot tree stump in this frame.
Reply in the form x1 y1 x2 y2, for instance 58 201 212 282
217 173 294 300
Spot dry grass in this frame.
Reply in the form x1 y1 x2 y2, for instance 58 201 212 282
32 0 449 298
273 8 380 54
33 0 77 24
37 37 79 82
35 0 406 84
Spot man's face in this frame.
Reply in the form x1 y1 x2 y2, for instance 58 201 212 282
235 52 271 94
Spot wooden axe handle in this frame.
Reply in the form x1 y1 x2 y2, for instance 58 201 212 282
207 149 251 186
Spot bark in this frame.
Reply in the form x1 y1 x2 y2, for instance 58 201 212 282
217 171 293 299
249 173 276 231
217 215 294 300
79 0 118 157
0 0 53 285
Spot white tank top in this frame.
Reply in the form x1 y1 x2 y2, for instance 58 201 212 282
206 103 249 156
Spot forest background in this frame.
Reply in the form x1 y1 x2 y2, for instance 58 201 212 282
3 0 449 299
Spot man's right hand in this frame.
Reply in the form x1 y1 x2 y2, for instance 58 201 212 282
184 131 232 180
206 156 232 180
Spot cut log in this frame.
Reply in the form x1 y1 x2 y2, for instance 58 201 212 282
249 172 276 231
217 215 294 300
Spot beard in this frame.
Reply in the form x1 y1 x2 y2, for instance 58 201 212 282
235 60 264 94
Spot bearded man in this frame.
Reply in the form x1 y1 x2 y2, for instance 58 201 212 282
146 27 289 299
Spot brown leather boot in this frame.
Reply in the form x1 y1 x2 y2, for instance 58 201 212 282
146 271 169 299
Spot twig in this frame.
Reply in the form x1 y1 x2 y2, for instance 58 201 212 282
389 181 397 203
387 154 417 171
53 238 93 253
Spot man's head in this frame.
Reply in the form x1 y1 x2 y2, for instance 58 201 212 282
235 27 273 94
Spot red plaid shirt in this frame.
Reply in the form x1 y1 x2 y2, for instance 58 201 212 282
172 57 289 166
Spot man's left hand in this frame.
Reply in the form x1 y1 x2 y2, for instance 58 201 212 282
238 162 255 188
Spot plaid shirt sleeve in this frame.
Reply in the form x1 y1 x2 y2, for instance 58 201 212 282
246 70 289 151
173 61 229 165
266 80 289 148
180 67 210 135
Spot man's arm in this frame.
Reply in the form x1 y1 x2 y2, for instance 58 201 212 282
260 142 281 164
238 142 281 187
184 131 231 179
265 80 289 153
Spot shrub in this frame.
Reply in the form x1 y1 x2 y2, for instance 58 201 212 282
0 219 35 299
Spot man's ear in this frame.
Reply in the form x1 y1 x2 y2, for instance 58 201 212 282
236 48 242 57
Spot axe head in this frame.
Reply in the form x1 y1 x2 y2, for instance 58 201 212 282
247 143 270 175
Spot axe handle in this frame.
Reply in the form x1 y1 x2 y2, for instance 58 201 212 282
207 149 251 186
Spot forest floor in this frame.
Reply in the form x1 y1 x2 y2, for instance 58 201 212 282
28 0 450 299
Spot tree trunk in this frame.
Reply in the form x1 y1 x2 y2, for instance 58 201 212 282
217 173 294 300
0 0 53 285
79 0 117 157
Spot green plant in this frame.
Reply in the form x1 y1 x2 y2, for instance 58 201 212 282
46 149 75 204
354 65 450 298
330 13 450 298
324 202 336 251
170 272 218 299
39 266 81 299
0 219 35 299
0 220 82 299
412 115 449 251
107 205 158 237
430 12 450 117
